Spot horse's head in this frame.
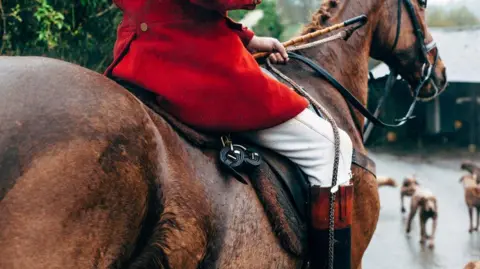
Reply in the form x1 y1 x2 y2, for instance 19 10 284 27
371 0 447 100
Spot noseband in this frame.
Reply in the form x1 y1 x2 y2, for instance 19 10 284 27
391 0 441 99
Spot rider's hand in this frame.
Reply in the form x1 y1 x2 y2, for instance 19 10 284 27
247 36 288 64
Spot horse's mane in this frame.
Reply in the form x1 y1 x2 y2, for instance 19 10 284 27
302 0 340 34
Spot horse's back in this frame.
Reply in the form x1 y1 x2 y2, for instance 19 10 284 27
0 56 157 268
0 56 136 115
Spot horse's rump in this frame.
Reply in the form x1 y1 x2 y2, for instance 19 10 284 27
116 79 310 257
0 56 165 268
0 56 306 268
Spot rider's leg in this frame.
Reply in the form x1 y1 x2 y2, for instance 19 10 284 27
241 108 354 268
242 108 353 190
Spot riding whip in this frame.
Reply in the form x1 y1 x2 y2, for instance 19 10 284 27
253 14 367 59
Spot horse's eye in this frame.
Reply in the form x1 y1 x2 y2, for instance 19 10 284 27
419 0 427 8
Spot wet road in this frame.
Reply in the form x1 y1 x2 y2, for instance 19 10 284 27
363 151 480 269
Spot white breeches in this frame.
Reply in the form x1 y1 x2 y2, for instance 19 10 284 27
242 108 353 193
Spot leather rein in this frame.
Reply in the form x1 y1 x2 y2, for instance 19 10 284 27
272 0 440 178
362 0 440 130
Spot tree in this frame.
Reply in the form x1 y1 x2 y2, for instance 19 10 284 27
427 5 479 27
0 0 122 72
229 0 285 39
0 1 287 72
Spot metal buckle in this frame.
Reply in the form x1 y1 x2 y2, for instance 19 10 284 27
425 40 436 52
221 135 234 152
421 62 433 81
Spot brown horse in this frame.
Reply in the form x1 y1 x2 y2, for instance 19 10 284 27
0 0 447 269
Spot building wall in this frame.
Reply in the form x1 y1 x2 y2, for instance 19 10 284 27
365 79 480 147
449 83 480 146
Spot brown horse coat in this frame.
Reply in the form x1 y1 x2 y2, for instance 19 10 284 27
0 0 447 267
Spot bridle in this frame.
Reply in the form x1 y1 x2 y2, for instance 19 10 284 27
283 0 443 143
264 0 446 161
391 0 439 99
263 0 445 173
262 3 443 267
363 0 441 131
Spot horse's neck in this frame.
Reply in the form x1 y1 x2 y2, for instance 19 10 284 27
300 1 378 147
299 36 371 147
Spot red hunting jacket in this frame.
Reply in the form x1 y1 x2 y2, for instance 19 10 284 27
105 0 308 132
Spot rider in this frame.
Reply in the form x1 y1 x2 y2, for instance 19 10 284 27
105 0 354 265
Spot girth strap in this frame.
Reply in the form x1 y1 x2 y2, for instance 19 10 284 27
352 150 376 178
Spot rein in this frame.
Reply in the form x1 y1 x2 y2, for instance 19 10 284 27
253 15 367 59
264 55 343 269
257 0 440 135
363 0 440 135
255 1 440 267
261 15 369 268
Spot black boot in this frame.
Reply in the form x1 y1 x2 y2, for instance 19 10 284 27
308 184 354 269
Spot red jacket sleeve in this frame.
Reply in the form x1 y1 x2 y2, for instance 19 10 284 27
189 0 261 13
225 17 255 46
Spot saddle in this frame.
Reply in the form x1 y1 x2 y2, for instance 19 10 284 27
114 66 376 258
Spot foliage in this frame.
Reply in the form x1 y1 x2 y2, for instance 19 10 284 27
0 0 285 72
276 0 319 25
0 0 121 72
251 0 284 39
2 1 476 74
229 0 285 39
228 9 249 21
427 5 479 27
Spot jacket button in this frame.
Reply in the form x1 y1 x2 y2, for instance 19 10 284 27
140 23 148 32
